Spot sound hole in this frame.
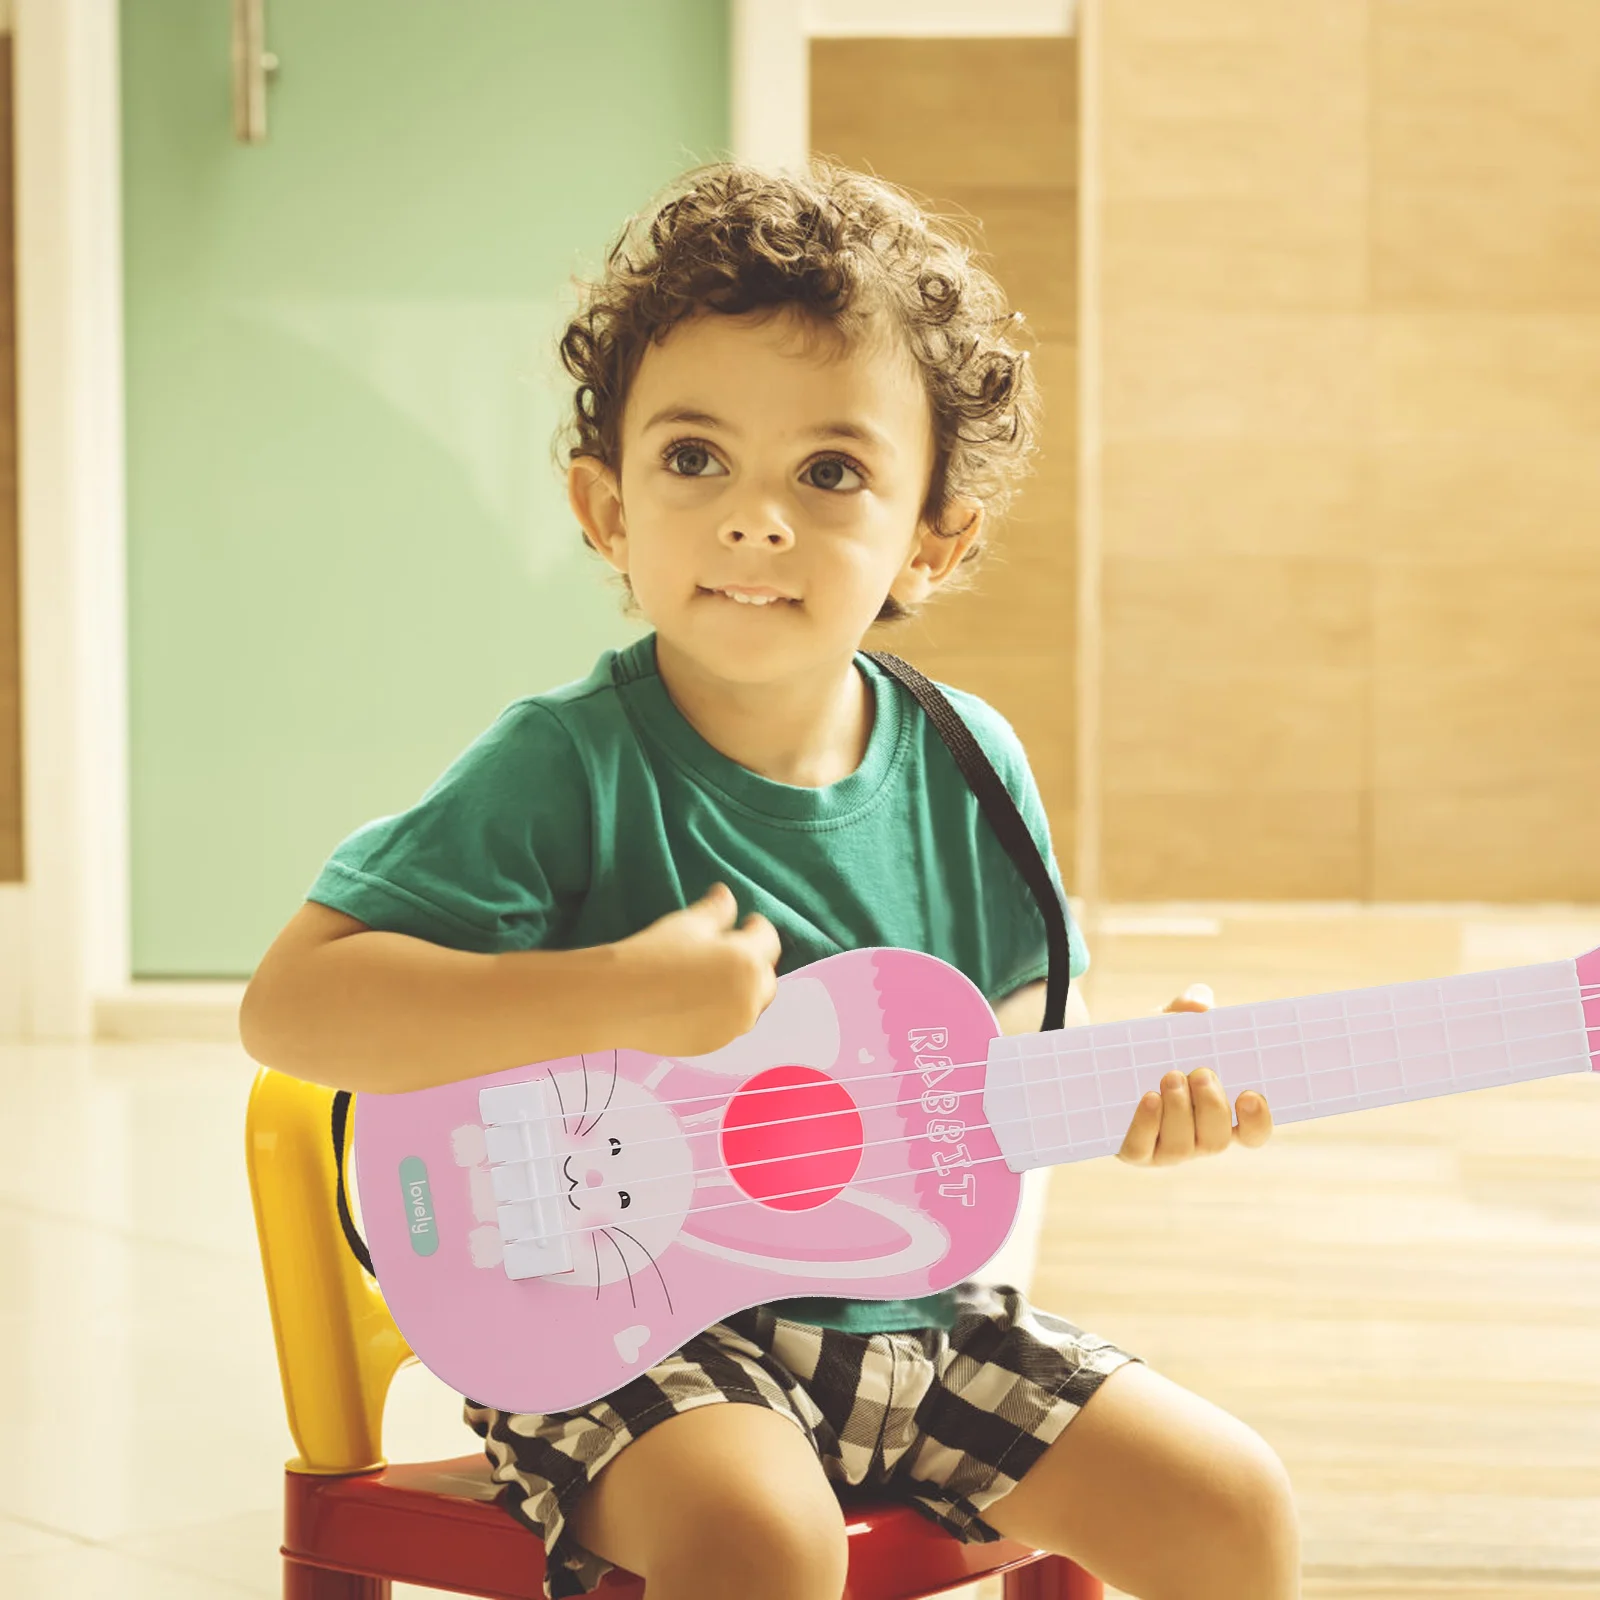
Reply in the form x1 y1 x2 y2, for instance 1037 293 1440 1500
720 1066 864 1211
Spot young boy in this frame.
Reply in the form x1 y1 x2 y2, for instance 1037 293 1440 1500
241 161 1298 1600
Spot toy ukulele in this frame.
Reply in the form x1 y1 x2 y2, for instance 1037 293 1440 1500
352 942 1600 1413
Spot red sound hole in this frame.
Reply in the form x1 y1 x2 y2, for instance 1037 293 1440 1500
721 1066 864 1211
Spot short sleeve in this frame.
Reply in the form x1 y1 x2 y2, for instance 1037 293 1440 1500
306 701 591 954
941 685 1090 997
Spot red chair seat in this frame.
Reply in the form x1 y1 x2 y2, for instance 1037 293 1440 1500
282 1453 1099 1600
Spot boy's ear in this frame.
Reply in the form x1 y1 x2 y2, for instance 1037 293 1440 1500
892 497 985 607
569 457 629 573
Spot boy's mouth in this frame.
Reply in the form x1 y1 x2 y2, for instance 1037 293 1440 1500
699 585 799 608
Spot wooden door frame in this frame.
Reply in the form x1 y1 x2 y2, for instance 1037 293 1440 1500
733 0 1077 168
4 0 127 1038
3 0 1081 1040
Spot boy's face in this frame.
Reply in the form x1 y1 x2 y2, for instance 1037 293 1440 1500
569 306 983 687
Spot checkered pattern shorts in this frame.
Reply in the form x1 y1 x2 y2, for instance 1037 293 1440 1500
463 1283 1140 1599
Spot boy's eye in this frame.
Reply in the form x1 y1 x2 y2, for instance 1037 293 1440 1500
662 441 726 479
803 456 864 493
608 1137 621 1155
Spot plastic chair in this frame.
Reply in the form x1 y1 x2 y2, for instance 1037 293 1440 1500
246 1067 1105 1599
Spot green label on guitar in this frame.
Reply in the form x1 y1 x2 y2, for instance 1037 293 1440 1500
399 1156 439 1256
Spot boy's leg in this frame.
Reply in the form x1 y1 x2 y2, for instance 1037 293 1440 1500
569 1401 850 1600
981 1361 1300 1600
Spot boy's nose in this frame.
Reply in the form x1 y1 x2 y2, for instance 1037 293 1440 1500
719 517 794 549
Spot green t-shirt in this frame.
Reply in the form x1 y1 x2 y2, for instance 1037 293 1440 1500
308 632 1088 1334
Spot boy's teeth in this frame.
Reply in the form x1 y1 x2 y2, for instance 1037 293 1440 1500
721 590 776 605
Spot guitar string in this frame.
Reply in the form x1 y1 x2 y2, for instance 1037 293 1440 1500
492 976 1600 1139
485 1029 1599 1248
506 1011 1600 1180
483 1000 1600 1205
501 1034 1600 1266
471 979 1600 1152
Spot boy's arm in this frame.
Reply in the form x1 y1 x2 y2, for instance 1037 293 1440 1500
992 977 1091 1036
239 884 779 1096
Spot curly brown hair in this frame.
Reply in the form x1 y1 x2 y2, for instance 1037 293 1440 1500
556 158 1042 623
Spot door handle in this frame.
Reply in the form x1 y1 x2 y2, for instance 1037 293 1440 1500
231 0 279 144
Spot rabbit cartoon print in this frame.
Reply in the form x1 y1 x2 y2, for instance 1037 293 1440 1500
353 947 1022 1413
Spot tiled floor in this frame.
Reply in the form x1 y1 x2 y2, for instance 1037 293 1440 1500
1 904 1596 1598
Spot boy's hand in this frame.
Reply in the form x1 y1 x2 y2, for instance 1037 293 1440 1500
613 883 782 1059
1116 983 1274 1167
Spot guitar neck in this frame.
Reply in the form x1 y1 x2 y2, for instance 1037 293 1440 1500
982 958 1597 1174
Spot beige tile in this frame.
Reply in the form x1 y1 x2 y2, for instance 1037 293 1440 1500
1375 314 1600 439
4 1540 266 1599
1100 0 1366 53
1104 313 1372 441
1373 184 1600 313
1372 670 1600 795
1371 560 1600 789
1103 554 1368 677
114 1510 281 1599
0 1518 69 1558
1371 436 1600 563
1100 789 1365 899
1458 913 1600 971
1100 2 1367 200
1101 440 1370 560
1103 194 1367 314
0 1207 288 1541
118 1500 491 1600
1304 1585 1598 1599
811 37 1076 191
1372 784 1600 902
1372 0 1600 189
1296 1488 1600 1576
0 1040 261 1256
1103 665 1366 794
1083 906 1465 990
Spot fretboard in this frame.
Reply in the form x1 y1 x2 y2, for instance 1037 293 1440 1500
982 959 1594 1174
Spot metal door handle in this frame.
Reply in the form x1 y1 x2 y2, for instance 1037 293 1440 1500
232 0 279 144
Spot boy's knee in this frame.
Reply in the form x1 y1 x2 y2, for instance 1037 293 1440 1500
653 1483 848 1598
1208 1433 1300 1592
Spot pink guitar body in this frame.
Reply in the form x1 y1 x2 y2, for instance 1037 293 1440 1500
354 944 1600 1415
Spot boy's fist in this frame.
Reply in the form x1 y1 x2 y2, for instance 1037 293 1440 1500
613 883 782 1059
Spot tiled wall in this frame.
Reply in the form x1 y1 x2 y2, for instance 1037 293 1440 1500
1093 0 1600 901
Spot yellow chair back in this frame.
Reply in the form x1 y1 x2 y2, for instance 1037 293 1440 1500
245 1067 413 1474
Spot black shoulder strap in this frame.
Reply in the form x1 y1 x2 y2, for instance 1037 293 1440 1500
865 650 1072 1033
332 651 1074 1277
331 1088 374 1276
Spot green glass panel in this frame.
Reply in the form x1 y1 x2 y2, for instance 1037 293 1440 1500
121 0 728 974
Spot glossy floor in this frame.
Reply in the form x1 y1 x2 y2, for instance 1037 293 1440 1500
0 904 1595 1599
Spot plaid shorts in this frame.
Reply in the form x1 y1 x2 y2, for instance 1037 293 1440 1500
464 1283 1141 1599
